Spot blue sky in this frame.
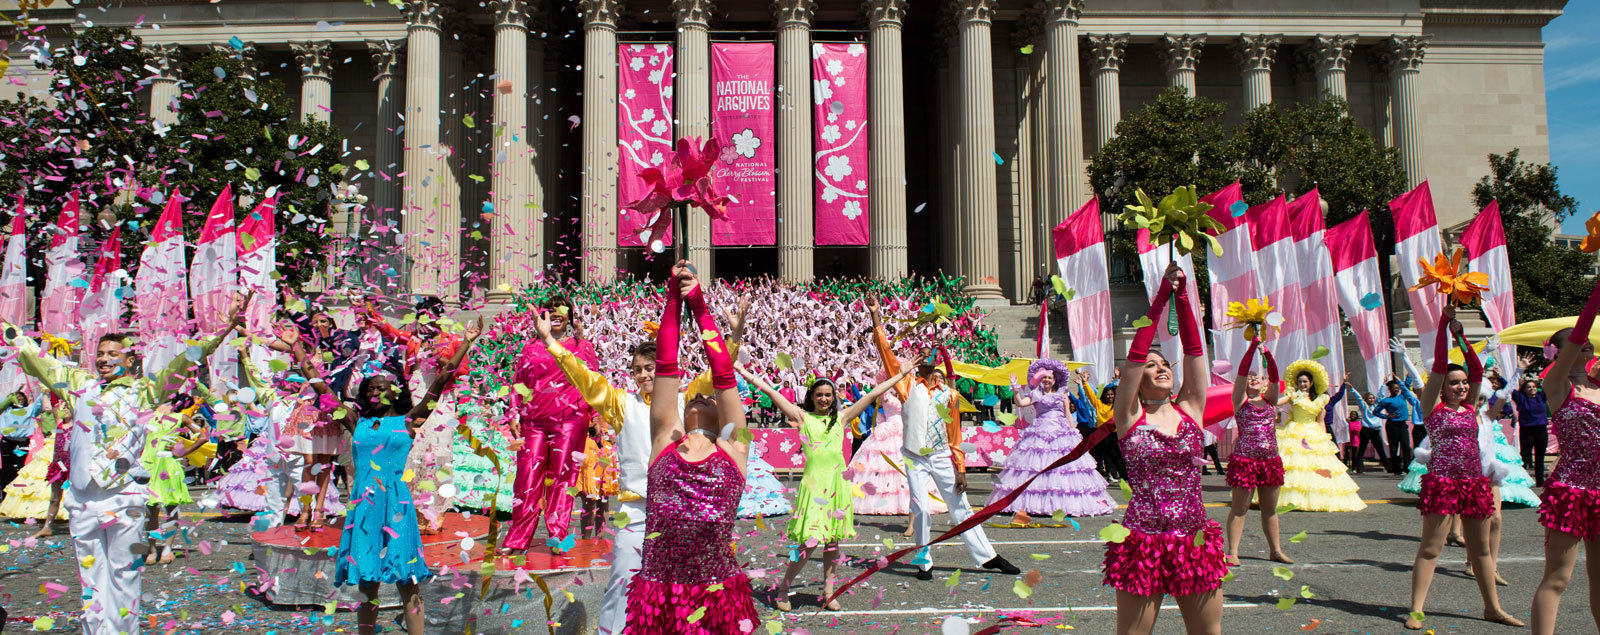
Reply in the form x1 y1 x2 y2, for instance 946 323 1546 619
1546 3 1598 234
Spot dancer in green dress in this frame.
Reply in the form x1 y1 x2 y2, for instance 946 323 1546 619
141 395 211 565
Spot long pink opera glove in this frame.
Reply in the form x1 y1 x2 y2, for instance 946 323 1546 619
1173 279 1204 357
1431 304 1454 376
1237 338 1261 381
1263 349 1280 385
655 283 684 379
1127 280 1175 364
683 284 734 390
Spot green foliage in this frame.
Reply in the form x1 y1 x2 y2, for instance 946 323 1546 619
1470 149 1590 321
156 49 346 290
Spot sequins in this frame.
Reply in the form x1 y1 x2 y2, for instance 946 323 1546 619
1118 413 1207 536
1231 401 1280 461
1425 407 1480 480
1550 395 1600 490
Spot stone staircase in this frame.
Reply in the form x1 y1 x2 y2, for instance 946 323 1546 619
983 302 1073 359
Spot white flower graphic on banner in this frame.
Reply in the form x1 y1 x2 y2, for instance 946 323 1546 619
813 78 833 105
825 155 853 181
649 69 664 84
843 200 863 220
821 124 841 144
821 188 839 203
732 128 762 158
625 88 636 100
848 44 866 57
811 43 826 59
651 119 669 136
630 57 645 72
631 139 644 150
855 180 867 191
846 120 858 131
826 59 843 76
650 150 664 166
641 108 655 122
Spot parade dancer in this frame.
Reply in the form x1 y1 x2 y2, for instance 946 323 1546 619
1105 262 1228 635
1530 274 1600 635
1403 305 1521 629
1275 359 1366 512
140 395 209 566
1224 337 1292 566
991 359 1115 524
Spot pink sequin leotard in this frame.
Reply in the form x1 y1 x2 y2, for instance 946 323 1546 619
624 441 758 634
1226 401 1285 489
1101 411 1229 597
1540 392 1600 539
1417 406 1493 519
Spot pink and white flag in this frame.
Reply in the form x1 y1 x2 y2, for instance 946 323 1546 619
1053 198 1115 385
40 192 85 339
1135 229 1209 384
1246 196 1308 363
1289 189 1345 386
0 210 28 396
812 42 870 245
238 192 280 375
136 192 191 375
1202 182 1260 376
79 227 125 368
1462 200 1517 368
1326 211 1393 394
192 185 240 388
710 42 778 246
1390 182 1446 362
617 43 676 247
1035 299 1050 360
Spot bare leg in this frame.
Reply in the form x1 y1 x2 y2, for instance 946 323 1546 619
145 504 161 565
1258 486 1290 563
775 544 814 610
158 505 179 564
1489 488 1506 585
1115 590 1163 635
821 542 842 610
312 454 333 528
595 498 610 539
1462 515 1521 625
1224 487 1251 566
1587 537 1599 633
1530 529 1581 635
1174 588 1224 635
357 581 381 635
1406 513 1451 629
295 453 317 528
399 581 426 635
1446 515 1465 546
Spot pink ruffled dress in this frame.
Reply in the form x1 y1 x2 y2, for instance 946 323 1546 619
1226 401 1284 489
1540 392 1600 539
624 441 758 635
1417 406 1493 520
1102 412 1229 597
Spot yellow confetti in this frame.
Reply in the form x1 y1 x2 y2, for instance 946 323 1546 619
33 617 54 630
402 469 416 483
80 555 96 568
686 606 708 623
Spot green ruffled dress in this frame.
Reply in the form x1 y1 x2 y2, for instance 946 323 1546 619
786 412 855 544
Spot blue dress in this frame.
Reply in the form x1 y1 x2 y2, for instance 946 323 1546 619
334 415 433 585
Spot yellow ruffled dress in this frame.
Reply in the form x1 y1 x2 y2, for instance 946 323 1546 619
1275 390 1366 512
0 435 68 520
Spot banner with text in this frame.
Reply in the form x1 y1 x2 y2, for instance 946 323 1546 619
710 42 777 245
617 43 675 247
812 42 870 245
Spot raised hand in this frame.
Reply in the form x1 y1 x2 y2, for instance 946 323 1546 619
1163 260 1185 288
464 316 484 343
1388 337 1406 355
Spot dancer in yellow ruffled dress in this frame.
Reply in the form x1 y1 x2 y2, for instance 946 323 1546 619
1275 359 1366 512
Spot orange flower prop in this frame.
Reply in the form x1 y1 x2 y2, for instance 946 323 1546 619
1580 210 1600 253
640 321 660 337
1408 247 1489 306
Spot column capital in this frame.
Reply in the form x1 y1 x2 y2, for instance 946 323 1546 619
1036 0 1083 24
403 0 448 30
579 0 624 28
210 42 258 75
673 0 716 29
292 41 333 80
1306 34 1355 73
772 0 816 28
861 0 907 28
1231 34 1281 72
1084 33 1127 74
1158 34 1205 73
146 43 182 81
954 0 996 25
367 39 405 78
1380 35 1429 73
490 0 543 28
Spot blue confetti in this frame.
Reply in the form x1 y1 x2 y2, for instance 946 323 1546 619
981 394 999 407
229 36 245 50
1361 292 1382 310
1229 200 1248 217
482 201 494 214
981 420 1001 433
1069 518 1081 531
993 151 1004 165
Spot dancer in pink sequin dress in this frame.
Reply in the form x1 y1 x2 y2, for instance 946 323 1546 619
624 261 757 634
1531 274 1600 635
1224 337 1293 566
1403 305 1521 630
1104 262 1228 635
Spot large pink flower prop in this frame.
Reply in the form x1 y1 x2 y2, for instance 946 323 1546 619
625 136 732 252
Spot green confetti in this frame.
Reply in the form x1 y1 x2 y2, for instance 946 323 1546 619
1028 553 1051 560
463 113 476 128
775 352 793 369
1118 479 1133 500
882 537 895 550
1011 577 1033 599
1131 316 1153 329
1272 566 1294 581
1289 530 1308 543
469 174 486 183
1020 44 1035 55
1193 530 1206 548
765 621 783 635
1276 597 1296 610
735 427 753 445
1221 571 1235 583
1299 585 1314 599
244 167 261 182
1051 509 1067 523
610 511 631 529
945 570 961 587
1409 611 1425 624
1311 345 1329 359
1050 275 1067 297
1275 503 1299 515
354 159 370 171
685 606 707 623
1099 523 1131 543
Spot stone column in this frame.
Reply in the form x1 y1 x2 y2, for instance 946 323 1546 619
292 41 333 123
955 0 1002 301
1382 35 1429 189
1233 34 1280 110
580 0 622 283
1368 51 1394 147
489 0 542 297
775 0 816 282
934 13 960 276
1308 35 1355 101
675 0 716 277
401 0 453 299
1085 33 1126 152
1041 0 1084 230
1158 34 1204 97
866 0 909 279
367 39 405 293
147 44 182 126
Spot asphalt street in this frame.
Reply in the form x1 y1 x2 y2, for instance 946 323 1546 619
0 469 1590 634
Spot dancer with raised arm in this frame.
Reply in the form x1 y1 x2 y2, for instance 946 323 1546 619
1530 274 1600 634
851 296 947 524
991 359 1115 525
1224 336 1292 566
1403 305 1521 630
1105 261 1228 635
624 261 758 633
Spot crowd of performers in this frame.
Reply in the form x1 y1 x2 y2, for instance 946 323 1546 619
0 260 1597 634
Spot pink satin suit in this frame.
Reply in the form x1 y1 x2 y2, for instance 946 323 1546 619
503 336 599 549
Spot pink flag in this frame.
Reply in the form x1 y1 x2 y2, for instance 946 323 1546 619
1035 299 1050 360
710 42 778 246
79 227 125 368
40 192 85 339
1135 229 1209 385
1246 196 1308 363
1390 182 1445 361
238 192 280 374
0 210 28 395
1202 182 1260 376
192 185 240 388
1053 198 1114 385
1326 211 1393 394
136 191 191 375
1462 200 1516 368
1289 189 1346 440
617 43 676 247
811 42 870 245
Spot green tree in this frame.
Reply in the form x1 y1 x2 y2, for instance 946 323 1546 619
156 49 346 289
1471 149 1590 321
1231 97 1406 228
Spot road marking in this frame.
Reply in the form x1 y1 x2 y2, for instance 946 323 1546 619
840 539 1101 548
791 603 1259 617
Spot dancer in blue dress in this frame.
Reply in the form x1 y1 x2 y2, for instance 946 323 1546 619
297 317 480 635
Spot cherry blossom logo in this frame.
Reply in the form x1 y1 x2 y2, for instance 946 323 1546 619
843 200 863 220
731 128 762 159
824 155 853 181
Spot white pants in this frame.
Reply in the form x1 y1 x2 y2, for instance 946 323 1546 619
905 450 996 571
68 485 145 634
259 452 304 530
597 501 646 635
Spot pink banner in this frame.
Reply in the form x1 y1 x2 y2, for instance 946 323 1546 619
710 43 776 246
812 42 870 245
617 43 675 247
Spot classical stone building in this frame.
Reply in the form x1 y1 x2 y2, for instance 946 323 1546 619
0 0 1567 305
